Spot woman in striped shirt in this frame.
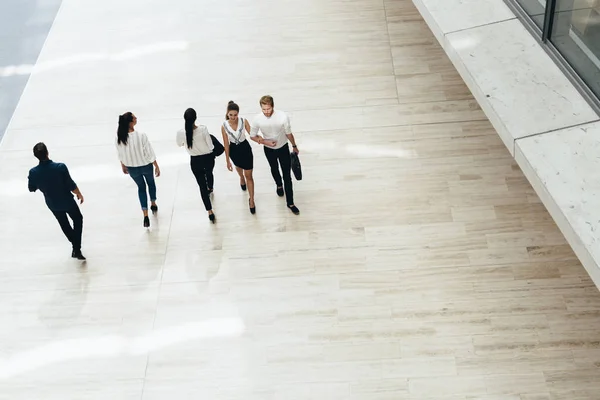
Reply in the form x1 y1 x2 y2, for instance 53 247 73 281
116 112 161 228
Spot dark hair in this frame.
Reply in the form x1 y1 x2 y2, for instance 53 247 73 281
184 108 197 149
226 101 240 120
117 112 134 145
33 142 49 161
259 95 274 108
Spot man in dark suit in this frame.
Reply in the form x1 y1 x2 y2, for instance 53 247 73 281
28 142 86 260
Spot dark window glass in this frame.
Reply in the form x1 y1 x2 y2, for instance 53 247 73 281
515 0 547 28
550 0 600 98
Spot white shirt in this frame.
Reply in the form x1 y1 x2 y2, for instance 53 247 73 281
116 131 156 167
250 110 292 150
223 117 248 145
176 125 214 156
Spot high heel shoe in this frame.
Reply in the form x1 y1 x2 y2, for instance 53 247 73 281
208 213 216 224
143 216 150 227
249 199 256 214
150 204 158 214
241 184 247 191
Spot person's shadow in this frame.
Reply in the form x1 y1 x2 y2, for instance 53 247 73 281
37 263 90 333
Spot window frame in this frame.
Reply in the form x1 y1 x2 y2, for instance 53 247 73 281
503 0 600 115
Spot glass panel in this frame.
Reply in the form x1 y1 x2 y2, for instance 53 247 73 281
515 0 547 28
551 0 600 98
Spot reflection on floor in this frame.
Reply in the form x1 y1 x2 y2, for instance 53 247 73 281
1 0 600 399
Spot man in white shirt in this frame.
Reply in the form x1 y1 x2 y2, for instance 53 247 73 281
250 95 300 215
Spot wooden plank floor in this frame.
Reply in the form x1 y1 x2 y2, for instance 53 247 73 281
0 0 599 398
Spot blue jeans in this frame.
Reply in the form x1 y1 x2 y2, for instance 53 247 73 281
127 163 156 210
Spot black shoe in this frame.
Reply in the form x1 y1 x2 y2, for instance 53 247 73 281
249 199 256 214
143 216 150 227
209 213 216 224
208 188 214 194
288 205 300 215
71 250 86 260
150 204 158 214
276 186 284 197
241 184 247 191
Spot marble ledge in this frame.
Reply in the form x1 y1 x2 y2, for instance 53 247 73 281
413 0 598 156
515 121 600 287
413 0 515 39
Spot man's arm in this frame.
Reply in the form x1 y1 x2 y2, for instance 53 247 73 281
249 118 263 144
61 164 77 192
283 114 299 153
62 164 84 203
27 170 37 192
72 187 84 204
249 119 276 147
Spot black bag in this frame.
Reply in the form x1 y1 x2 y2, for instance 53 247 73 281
211 135 224 157
290 152 302 181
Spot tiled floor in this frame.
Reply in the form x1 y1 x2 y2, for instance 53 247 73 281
1 0 600 398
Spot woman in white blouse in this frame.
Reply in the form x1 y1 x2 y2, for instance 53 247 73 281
176 108 216 223
116 112 161 228
221 101 258 214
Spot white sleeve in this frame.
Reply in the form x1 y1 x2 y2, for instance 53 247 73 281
176 130 186 147
142 133 157 163
204 127 214 150
283 113 292 135
249 116 260 137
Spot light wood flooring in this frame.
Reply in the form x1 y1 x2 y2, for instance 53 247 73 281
0 0 599 399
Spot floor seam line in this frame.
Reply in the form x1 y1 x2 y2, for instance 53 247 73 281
382 0 400 104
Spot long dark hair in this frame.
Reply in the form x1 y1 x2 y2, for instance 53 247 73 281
117 112 133 145
226 101 239 120
184 108 197 149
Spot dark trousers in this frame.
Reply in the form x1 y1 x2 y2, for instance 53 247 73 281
190 154 215 211
52 203 83 251
264 143 293 206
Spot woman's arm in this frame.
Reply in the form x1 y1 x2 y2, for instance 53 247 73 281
176 130 186 147
204 126 213 149
221 126 233 171
142 133 160 177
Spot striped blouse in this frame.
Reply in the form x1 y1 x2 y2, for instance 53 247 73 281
116 131 157 167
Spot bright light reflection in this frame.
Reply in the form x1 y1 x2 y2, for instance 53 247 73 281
451 36 479 51
301 139 417 159
0 41 188 77
0 317 245 379
0 154 188 197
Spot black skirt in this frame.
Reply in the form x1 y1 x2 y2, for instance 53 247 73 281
229 140 253 170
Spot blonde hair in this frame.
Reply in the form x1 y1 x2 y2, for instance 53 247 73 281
259 95 274 107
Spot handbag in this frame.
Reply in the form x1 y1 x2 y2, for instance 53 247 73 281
290 151 302 181
211 134 224 157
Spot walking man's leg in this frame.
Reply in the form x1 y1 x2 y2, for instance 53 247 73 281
264 147 283 196
52 210 74 244
68 204 83 254
277 146 294 206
